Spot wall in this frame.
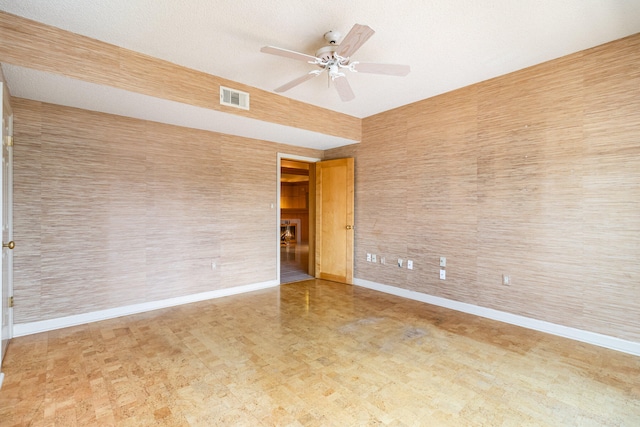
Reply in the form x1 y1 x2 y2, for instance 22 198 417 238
12 99 322 324
327 33 640 343
280 182 308 210
281 182 309 243
8 24 640 345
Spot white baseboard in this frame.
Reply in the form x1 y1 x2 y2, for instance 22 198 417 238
354 278 640 357
13 279 279 337
12 277 639 356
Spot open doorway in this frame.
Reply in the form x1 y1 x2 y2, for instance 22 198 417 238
277 154 355 285
280 158 314 284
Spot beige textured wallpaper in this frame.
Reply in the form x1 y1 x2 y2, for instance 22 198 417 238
9 29 640 346
12 99 322 323
343 34 640 342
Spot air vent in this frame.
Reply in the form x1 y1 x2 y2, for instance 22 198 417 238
220 86 250 110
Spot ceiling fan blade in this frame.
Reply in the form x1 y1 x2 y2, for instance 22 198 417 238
274 71 321 93
261 46 318 62
336 24 375 58
333 76 355 102
352 62 411 76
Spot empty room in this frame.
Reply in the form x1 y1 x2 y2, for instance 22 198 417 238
0 1 639 425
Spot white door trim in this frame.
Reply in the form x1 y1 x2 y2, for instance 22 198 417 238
0 81 14 386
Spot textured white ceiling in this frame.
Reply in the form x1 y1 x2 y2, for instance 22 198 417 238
1 1 639 146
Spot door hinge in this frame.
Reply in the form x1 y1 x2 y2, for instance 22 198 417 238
7 135 13 147
8 296 13 308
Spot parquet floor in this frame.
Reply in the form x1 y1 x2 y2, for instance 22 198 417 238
0 279 639 426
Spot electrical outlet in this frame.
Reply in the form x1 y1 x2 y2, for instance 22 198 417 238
380 257 385 265
367 253 372 262
440 257 446 267
440 269 446 280
398 258 404 268
502 274 510 285
407 260 413 270
372 254 377 263
211 260 217 270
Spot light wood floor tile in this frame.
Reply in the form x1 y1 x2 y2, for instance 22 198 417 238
1 280 638 426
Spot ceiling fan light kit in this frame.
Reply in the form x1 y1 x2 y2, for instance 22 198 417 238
261 24 410 102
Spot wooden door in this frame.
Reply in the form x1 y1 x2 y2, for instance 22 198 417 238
315 158 354 284
0 81 13 370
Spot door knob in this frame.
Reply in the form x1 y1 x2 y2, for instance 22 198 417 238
3 241 14 250
346 225 352 230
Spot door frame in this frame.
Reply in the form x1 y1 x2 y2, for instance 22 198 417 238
277 153 320 284
0 81 13 387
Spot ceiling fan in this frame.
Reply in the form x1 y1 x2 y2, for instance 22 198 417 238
260 24 410 102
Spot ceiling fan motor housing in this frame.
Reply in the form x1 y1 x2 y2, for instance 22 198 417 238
315 45 340 62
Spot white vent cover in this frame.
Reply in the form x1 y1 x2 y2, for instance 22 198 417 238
220 86 250 110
